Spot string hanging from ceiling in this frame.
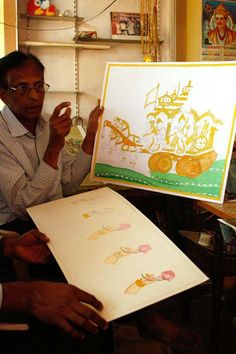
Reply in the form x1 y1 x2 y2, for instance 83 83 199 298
140 0 161 62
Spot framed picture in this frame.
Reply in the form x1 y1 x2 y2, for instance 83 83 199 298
111 12 142 40
202 0 236 61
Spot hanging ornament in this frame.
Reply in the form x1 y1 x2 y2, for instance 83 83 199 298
141 0 161 62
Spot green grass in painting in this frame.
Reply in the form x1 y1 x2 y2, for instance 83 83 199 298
94 159 225 198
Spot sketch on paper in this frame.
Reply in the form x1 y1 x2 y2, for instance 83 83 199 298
87 223 131 240
82 207 113 219
104 244 151 265
27 187 208 321
125 270 176 295
92 62 236 203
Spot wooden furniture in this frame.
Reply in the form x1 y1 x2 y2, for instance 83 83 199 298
178 199 236 354
198 199 236 220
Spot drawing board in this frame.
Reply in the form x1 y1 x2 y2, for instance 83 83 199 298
27 187 208 321
91 62 236 203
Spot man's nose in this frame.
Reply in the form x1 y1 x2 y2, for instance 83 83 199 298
28 87 41 99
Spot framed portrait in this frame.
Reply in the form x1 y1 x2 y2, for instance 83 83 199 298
111 12 142 40
202 0 236 61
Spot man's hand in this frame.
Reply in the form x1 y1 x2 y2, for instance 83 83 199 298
3 229 51 264
48 101 72 149
43 101 72 169
82 100 104 154
2 282 108 340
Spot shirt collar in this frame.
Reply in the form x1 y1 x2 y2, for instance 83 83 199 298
1 104 47 138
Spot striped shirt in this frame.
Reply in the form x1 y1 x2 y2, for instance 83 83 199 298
0 105 92 225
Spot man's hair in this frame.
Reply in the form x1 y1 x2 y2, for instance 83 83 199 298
0 50 45 89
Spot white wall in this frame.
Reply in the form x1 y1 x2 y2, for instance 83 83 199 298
17 0 175 126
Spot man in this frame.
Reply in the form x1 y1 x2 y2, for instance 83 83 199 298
0 51 200 353
208 3 236 46
0 50 104 233
0 229 109 354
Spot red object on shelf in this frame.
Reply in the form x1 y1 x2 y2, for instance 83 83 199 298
27 1 55 16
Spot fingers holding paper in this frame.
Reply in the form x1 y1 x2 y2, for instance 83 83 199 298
29 282 108 339
2 229 51 264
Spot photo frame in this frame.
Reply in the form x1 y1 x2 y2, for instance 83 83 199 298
111 12 142 40
202 0 236 61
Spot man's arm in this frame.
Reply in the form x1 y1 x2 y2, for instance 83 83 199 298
0 101 102 218
0 145 62 218
2 281 108 339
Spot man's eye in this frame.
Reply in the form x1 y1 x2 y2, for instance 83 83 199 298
35 83 44 90
17 84 28 92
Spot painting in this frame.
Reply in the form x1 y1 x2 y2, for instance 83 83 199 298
91 62 236 203
202 0 236 60
27 187 208 322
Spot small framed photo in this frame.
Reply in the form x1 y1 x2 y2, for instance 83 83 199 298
111 12 142 40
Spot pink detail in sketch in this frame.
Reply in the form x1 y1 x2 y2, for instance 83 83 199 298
88 223 131 240
160 270 175 281
115 223 131 231
138 244 151 253
104 244 152 265
125 270 176 295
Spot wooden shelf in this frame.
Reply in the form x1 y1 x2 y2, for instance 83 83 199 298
19 41 110 50
20 14 84 22
78 38 140 44
75 38 164 45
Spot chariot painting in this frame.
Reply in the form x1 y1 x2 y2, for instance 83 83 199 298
91 62 236 203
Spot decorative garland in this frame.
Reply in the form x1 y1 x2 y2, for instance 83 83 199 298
141 0 161 62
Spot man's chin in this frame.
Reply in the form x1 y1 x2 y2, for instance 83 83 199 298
25 107 42 118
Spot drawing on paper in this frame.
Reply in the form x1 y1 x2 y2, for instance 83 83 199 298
27 186 209 321
83 210 96 218
125 270 175 295
104 244 151 265
82 207 113 219
87 223 131 240
103 81 222 178
92 62 236 203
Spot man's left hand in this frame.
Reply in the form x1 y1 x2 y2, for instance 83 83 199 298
82 100 104 154
3 229 51 264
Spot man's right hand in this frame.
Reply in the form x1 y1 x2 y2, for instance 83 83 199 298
43 102 72 169
2 281 108 339
48 101 72 149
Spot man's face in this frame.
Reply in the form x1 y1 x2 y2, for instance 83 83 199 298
0 61 45 124
215 14 227 31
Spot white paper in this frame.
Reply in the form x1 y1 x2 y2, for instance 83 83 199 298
27 187 208 321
